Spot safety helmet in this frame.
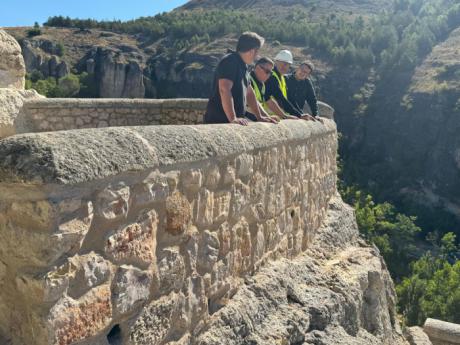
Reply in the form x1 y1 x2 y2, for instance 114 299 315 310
274 50 293 64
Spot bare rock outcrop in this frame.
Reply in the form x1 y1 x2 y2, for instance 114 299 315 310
21 39 69 78
0 29 26 89
0 29 43 138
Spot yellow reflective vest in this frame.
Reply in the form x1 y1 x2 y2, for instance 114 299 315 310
250 75 265 103
272 70 287 98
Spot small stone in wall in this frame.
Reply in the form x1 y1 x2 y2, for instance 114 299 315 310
105 209 158 268
166 192 191 235
221 165 236 185
129 293 178 345
96 185 130 220
112 265 152 317
181 169 203 194
197 230 220 274
8 199 57 230
196 189 214 228
67 253 112 299
158 247 186 294
236 154 254 178
49 284 112 345
218 222 231 258
205 165 221 190
212 191 231 225
231 180 250 218
134 171 170 207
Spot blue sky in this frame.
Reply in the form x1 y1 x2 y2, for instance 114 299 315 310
1 0 189 27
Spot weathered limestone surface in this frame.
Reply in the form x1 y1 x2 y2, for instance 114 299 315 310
0 120 338 345
405 326 433 345
0 29 26 89
424 318 460 345
192 196 408 345
0 88 43 138
0 29 43 138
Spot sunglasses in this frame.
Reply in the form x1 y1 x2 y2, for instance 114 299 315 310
257 65 273 75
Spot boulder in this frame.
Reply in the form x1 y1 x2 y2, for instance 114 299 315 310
0 29 26 89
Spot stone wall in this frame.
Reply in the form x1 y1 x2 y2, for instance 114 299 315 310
22 98 207 132
0 119 337 345
18 98 333 135
424 318 460 345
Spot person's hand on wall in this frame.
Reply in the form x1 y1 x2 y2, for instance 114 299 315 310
232 118 249 125
258 116 279 124
301 114 316 121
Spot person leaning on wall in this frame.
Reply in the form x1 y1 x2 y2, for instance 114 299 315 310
286 60 323 123
265 50 320 122
204 32 277 125
250 57 298 121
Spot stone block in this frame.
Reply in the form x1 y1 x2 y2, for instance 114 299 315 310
112 265 153 317
424 318 460 345
130 293 179 345
1 199 93 268
49 284 112 345
196 189 214 228
158 247 186 294
133 171 170 207
236 153 254 178
16 252 112 305
181 169 203 193
218 222 231 258
231 180 250 217
105 209 158 268
96 185 130 220
205 165 221 190
166 191 192 235
197 230 220 274
212 191 231 225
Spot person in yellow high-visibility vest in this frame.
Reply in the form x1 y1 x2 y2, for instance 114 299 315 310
250 57 299 120
265 50 319 122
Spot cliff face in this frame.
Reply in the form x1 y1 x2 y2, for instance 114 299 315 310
191 196 408 345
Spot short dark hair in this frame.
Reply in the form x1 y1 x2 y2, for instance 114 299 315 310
300 60 315 72
236 32 265 53
256 57 274 66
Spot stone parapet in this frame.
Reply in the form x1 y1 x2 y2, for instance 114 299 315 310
424 318 460 345
21 98 208 133
0 119 337 345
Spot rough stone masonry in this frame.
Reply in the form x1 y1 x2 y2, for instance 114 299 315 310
0 28 421 345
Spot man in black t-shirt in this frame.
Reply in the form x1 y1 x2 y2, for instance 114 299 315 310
204 32 277 125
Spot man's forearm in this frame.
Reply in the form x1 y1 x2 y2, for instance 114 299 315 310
267 99 288 118
220 89 237 122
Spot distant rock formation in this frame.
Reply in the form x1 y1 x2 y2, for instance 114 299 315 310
21 39 69 78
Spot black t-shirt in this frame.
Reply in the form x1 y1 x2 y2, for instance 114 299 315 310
204 52 249 124
264 67 303 117
286 74 319 116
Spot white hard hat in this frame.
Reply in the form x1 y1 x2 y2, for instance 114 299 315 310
274 50 293 64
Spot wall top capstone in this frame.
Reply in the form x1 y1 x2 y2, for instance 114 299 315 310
0 120 335 185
